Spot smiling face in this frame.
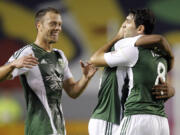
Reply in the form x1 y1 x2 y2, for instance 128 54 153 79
122 13 139 38
37 11 62 44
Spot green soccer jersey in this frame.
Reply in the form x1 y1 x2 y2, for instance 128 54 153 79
124 47 168 117
91 35 168 124
91 66 122 124
8 44 72 135
91 35 142 124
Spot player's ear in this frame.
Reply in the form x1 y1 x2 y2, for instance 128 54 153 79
137 25 145 34
36 21 42 32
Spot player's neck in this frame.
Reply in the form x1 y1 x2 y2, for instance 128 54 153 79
34 38 52 52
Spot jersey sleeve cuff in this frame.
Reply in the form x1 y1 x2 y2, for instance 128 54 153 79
104 52 114 67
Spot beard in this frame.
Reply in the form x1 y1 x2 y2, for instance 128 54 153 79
48 36 59 44
49 40 56 44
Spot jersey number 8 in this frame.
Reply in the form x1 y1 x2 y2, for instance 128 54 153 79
155 62 166 85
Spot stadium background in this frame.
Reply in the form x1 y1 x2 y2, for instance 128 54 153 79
0 0 179 135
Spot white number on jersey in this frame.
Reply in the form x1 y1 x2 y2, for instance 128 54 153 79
155 62 166 85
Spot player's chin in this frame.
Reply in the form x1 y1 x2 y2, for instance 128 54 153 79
49 38 58 44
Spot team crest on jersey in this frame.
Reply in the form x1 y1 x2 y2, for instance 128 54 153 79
45 72 64 90
58 59 65 69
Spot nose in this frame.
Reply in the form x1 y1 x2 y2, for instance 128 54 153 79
58 26 62 32
55 25 62 32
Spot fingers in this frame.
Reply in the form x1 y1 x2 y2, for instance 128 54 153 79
89 64 98 73
80 60 94 67
87 65 98 78
155 95 169 99
159 77 165 84
23 61 38 67
80 60 98 79
152 90 169 99
14 54 39 68
28 54 33 57
152 91 168 96
80 60 85 68
22 56 39 67
22 64 34 68
152 81 169 99
24 57 39 65
152 85 167 91
25 55 38 62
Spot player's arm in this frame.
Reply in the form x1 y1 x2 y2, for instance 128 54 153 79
90 25 124 67
0 55 38 82
152 78 175 101
63 61 97 99
135 35 174 71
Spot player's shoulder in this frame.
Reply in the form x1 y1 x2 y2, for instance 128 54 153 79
115 35 142 49
53 48 63 53
53 48 66 57
52 48 69 62
13 44 33 59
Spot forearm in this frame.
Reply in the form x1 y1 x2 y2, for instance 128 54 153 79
90 37 119 67
64 61 97 98
136 35 174 70
64 76 91 99
136 35 173 57
162 86 175 102
159 36 173 58
72 76 90 98
0 63 14 82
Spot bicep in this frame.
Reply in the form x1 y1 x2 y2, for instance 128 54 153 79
63 77 76 94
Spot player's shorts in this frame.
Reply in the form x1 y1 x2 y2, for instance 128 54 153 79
88 118 121 135
119 114 169 135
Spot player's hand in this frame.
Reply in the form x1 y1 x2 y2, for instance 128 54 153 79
80 60 97 80
115 22 125 40
11 54 39 69
152 78 175 100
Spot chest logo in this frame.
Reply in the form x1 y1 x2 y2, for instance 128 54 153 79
58 59 65 69
40 59 48 64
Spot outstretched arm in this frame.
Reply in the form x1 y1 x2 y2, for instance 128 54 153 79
135 35 174 71
90 25 124 67
0 54 38 82
63 61 97 99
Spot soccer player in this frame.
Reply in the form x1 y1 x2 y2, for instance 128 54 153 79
0 54 38 82
88 8 174 135
4 7 97 135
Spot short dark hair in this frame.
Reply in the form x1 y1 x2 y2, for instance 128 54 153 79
129 8 156 34
35 7 60 25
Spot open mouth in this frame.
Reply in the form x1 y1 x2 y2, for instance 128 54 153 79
52 33 58 36
51 31 59 37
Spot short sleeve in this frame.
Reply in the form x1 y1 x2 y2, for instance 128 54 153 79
104 35 142 68
7 46 33 79
104 46 139 67
115 35 142 48
55 49 73 81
